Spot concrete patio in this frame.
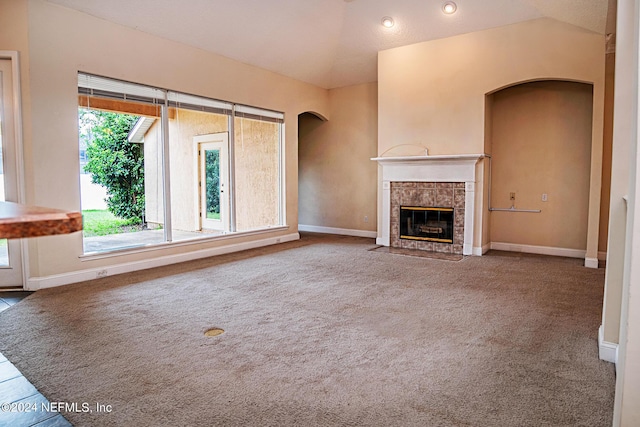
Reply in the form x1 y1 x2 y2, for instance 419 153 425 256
83 228 222 253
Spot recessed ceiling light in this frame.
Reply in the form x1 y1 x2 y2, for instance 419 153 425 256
442 1 457 14
381 16 394 28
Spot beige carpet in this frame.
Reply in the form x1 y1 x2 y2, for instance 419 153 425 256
0 233 615 426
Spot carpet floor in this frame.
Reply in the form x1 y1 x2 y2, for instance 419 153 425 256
0 233 615 426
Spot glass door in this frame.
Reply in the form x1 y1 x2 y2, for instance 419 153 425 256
195 134 229 232
0 58 23 288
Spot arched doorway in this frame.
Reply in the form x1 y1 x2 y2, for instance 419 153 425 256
298 112 328 228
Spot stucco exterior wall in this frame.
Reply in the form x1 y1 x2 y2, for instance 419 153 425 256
234 117 280 232
144 112 279 233
168 109 227 231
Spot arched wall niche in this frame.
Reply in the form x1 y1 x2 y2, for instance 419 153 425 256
484 79 595 253
485 77 593 97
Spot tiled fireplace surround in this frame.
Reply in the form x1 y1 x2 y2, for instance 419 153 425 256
390 182 466 254
374 155 484 256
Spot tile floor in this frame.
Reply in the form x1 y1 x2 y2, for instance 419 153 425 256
0 292 72 426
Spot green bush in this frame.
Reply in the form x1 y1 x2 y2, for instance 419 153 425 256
205 149 220 217
81 109 145 221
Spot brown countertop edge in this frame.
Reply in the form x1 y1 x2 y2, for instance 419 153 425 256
0 201 83 239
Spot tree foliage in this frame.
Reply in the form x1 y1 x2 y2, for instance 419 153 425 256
81 109 145 221
205 149 220 216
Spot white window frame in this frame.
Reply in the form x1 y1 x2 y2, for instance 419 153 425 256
77 72 285 256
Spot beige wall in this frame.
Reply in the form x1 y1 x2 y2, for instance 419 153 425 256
0 0 31 200
15 0 328 278
298 82 378 232
378 18 605 258
488 81 593 250
378 18 604 157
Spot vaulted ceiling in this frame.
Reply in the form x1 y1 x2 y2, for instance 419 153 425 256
46 0 612 89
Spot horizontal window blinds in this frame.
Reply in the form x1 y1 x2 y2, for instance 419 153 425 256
167 92 232 116
78 72 284 121
235 105 284 123
78 73 166 105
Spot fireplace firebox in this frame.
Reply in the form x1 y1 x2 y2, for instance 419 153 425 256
400 206 454 244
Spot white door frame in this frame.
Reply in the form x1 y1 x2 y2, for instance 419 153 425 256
194 133 229 232
0 51 27 289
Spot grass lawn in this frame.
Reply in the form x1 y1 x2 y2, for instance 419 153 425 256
82 210 142 237
206 212 221 220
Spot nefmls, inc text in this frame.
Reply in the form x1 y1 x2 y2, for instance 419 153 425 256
44 402 113 413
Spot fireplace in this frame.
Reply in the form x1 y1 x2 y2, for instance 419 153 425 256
390 182 464 254
400 206 454 243
372 154 484 256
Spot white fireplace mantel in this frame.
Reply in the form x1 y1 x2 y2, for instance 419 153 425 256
372 155 485 182
373 154 485 255
371 154 485 163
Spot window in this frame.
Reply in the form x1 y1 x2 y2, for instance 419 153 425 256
234 108 283 232
78 73 284 254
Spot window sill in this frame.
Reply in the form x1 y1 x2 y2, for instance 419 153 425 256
79 225 290 261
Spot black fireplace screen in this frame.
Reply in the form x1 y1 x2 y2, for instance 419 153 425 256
400 206 454 243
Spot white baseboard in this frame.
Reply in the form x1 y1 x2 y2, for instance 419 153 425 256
490 242 586 259
298 225 377 239
26 233 300 291
366 238 592 261
584 257 599 269
599 324 618 364
473 243 490 256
